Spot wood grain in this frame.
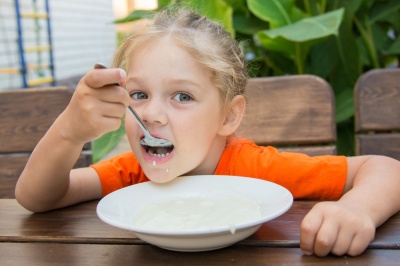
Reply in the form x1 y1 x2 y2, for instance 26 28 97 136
356 134 400 160
355 69 400 131
0 154 92 198
0 87 72 152
0 199 399 265
1 200 399 249
1 243 399 265
354 69 400 160
242 75 336 155
0 87 92 198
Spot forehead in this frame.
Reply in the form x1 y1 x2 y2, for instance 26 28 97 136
127 37 213 85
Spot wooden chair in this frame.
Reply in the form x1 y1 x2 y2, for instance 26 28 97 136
242 75 337 156
354 68 400 160
0 87 92 198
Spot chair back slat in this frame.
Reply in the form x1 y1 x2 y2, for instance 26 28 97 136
0 87 92 198
242 75 336 155
354 69 400 160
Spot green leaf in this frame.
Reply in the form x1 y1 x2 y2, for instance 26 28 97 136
329 62 355 96
259 8 344 42
330 0 362 20
356 36 371 65
225 0 248 12
183 0 234 36
372 23 394 54
334 0 363 85
309 36 339 79
381 11 400 32
233 13 269 35
291 5 308 21
337 119 355 156
158 0 174 9
335 88 354 123
114 10 155 24
256 34 295 58
92 126 126 163
256 8 344 73
369 0 400 24
385 36 400 55
247 0 295 27
264 52 297 75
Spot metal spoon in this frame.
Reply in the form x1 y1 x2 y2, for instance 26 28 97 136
94 63 173 147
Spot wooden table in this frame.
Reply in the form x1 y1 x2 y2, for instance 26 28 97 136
1 199 399 265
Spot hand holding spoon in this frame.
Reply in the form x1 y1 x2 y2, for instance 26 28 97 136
94 63 173 147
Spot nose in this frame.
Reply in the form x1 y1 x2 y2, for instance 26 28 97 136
140 97 168 126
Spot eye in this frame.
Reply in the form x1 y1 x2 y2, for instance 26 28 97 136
131 91 148 100
173 92 193 102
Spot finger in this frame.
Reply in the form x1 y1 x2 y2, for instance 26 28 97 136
347 221 375 256
84 68 126 89
100 102 127 119
300 208 323 255
330 226 354 256
86 116 124 137
95 85 130 106
313 219 340 257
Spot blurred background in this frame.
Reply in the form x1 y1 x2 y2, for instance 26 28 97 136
0 0 156 91
1 0 399 159
0 0 156 161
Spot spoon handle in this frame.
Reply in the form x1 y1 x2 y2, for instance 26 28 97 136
127 105 152 139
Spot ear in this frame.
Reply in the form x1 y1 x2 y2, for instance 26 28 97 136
218 95 246 136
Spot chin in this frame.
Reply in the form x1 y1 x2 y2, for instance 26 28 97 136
148 175 178 183
145 169 179 183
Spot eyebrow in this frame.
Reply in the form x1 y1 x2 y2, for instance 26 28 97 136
167 79 201 88
127 77 201 89
126 77 144 84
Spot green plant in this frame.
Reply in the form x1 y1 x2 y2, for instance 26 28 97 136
92 125 126 163
115 0 400 155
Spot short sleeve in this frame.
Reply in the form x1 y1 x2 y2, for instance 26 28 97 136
90 152 149 196
215 138 347 200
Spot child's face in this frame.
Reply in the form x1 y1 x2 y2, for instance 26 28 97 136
125 37 229 183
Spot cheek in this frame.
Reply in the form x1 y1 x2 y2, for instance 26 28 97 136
179 110 223 138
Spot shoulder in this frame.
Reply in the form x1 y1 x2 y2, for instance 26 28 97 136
217 137 347 175
224 137 280 158
215 137 278 174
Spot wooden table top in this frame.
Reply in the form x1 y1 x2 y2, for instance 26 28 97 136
1 199 399 265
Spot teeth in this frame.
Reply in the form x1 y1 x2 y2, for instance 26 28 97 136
147 146 173 157
146 146 174 158
148 151 170 157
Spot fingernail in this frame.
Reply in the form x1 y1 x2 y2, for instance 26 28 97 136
119 69 127 79
302 250 313 256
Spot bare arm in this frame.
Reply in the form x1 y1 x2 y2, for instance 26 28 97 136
300 155 400 257
15 67 130 212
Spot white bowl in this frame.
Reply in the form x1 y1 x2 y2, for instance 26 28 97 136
97 175 293 252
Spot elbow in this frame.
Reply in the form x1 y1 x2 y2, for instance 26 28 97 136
15 180 50 213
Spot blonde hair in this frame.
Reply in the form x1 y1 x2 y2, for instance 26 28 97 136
112 6 248 110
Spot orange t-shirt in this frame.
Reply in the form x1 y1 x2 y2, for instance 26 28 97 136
91 138 347 200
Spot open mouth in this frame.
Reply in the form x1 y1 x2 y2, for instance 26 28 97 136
144 144 174 157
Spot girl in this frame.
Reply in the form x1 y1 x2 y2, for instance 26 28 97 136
16 6 400 257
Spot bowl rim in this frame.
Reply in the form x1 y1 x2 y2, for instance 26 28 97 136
96 175 293 236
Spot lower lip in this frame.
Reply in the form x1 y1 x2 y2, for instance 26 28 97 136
141 146 173 165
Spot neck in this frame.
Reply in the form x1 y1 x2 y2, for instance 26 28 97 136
186 136 228 176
